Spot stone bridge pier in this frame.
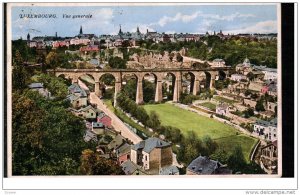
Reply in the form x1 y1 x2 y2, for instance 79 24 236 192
52 67 232 106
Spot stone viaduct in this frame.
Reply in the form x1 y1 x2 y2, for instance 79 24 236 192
48 67 232 106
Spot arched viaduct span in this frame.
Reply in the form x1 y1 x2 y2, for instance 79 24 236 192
48 67 232 106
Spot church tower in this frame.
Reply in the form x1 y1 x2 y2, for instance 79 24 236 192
79 26 83 34
27 33 30 42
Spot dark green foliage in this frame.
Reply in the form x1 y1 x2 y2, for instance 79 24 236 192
180 93 200 105
255 98 266 112
227 145 247 173
36 73 68 99
140 36 277 68
108 56 127 69
80 149 124 175
142 80 155 103
12 90 87 175
12 50 30 90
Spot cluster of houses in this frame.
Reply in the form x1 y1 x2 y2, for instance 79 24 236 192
211 57 278 174
26 25 277 51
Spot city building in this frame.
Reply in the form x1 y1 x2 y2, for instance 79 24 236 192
253 118 277 141
186 155 232 175
131 137 173 174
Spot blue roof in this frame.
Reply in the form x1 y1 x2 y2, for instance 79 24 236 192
187 156 222 175
121 160 139 175
159 165 179 175
66 94 80 102
68 83 87 97
132 137 170 153
28 83 43 89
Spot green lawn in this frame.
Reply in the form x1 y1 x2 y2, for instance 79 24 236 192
213 96 237 104
143 103 257 161
199 102 216 111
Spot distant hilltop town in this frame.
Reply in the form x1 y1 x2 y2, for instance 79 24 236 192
24 25 277 49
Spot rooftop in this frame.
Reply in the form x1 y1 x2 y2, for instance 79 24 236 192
28 83 44 89
131 137 171 153
187 155 228 175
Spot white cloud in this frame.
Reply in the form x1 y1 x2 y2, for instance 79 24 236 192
165 30 176 34
154 11 256 27
157 11 201 27
223 20 277 34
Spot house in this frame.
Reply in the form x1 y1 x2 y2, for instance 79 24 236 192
97 113 112 128
230 74 248 82
77 105 99 119
260 110 275 119
131 137 173 174
107 134 126 152
235 58 253 75
92 122 105 135
268 83 277 96
260 141 278 174
159 165 179 175
248 81 264 92
252 66 277 81
80 45 99 54
67 83 88 108
243 98 257 108
83 130 98 142
121 160 146 175
216 103 229 116
267 102 277 113
186 155 232 175
66 94 87 108
212 59 226 67
70 37 90 45
28 83 51 98
253 118 277 141
116 143 131 165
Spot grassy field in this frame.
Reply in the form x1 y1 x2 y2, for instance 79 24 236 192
143 103 257 161
213 96 237 104
199 102 216 111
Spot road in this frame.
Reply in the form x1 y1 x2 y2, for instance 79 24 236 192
78 79 142 144
89 92 142 144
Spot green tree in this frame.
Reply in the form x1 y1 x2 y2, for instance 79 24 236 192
227 145 247 173
46 51 59 69
108 56 127 69
80 149 124 175
147 111 161 130
12 50 29 90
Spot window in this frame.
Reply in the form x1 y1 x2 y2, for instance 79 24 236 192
91 113 93 116
145 155 147 161
127 154 130 159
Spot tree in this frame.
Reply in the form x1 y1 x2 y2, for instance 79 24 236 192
255 98 266 112
227 145 247 173
147 111 161 130
247 72 255 81
46 51 59 69
12 90 87 175
37 74 68 99
12 50 29 90
80 149 124 175
108 56 127 69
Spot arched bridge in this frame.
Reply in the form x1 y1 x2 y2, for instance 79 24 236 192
48 67 232 106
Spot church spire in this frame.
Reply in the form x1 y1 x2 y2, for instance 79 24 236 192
137 26 140 34
79 26 83 34
118 24 123 35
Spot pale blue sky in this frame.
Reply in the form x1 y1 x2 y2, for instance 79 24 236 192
11 4 278 39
